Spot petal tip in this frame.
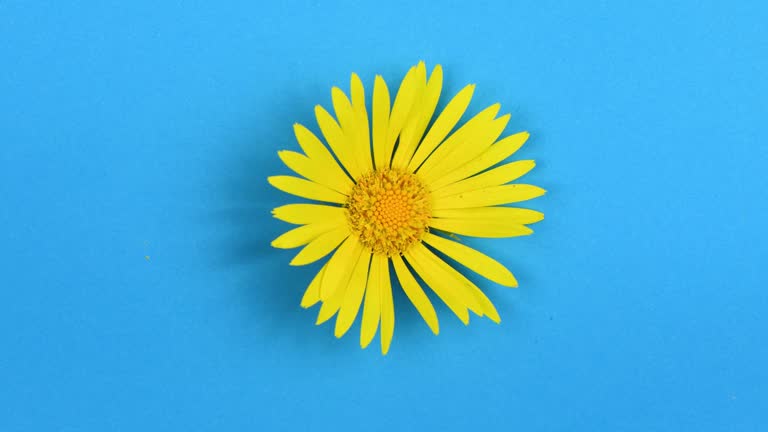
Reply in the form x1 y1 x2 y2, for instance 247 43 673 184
500 276 519 288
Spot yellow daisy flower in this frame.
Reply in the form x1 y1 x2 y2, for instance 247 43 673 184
269 62 545 355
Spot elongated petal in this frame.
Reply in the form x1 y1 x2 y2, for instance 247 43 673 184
422 112 508 183
278 150 351 194
433 160 536 198
433 184 547 209
391 62 428 169
331 87 369 178
316 275 347 325
432 206 544 225
293 123 355 186
360 253 381 348
290 226 349 266
379 255 395 355
417 104 500 179
430 218 533 238
427 253 501 323
271 221 344 249
430 132 529 190
371 75 391 170
268 175 347 204
331 87 355 136
410 243 483 316
272 203 345 225
422 233 517 287
413 244 499 322
391 254 439 334
408 84 475 172
384 65 420 167
401 64 442 165
350 73 373 173
335 251 372 338
315 105 362 178
403 246 470 324
316 241 363 325
300 264 326 308
320 236 364 300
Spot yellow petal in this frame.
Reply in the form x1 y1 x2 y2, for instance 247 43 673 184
425 248 501 323
300 264 326 308
293 123 354 186
430 131 529 190
316 276 347 325
331 87 355 136
432 160 536 198
391 62 428 169
432 206 544 225
371 75 391 170
410 243 483 316
416 103 500 179
360 252 381 348
473 290 501 323
316 239 364 325
331 87 367 178
422 233 518 287
408 83 475 172
315 105 361 178
430 218 533 238
319 236 364 300
290 226 349 266
351 73 373 173
278 150 352 194
422 112 509 183
433 184 547 209
404 64 442 161
379 255 395 355
334 250 372 338
268 175 347 204
271 203 345 225
271 221 344 249
403 245 471 324
384 65 420 167
391 254 439 334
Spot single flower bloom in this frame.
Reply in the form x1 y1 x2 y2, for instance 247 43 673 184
269 62 545 354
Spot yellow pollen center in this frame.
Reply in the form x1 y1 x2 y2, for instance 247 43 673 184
346 169 432 255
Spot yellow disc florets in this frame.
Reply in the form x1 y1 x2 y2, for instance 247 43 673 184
346 168 432 256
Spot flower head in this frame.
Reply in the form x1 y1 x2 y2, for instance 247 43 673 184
269 62 545 354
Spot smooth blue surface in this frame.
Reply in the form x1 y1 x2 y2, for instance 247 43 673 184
2 1 767 430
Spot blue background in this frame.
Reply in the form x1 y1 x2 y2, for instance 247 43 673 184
2 1 767 430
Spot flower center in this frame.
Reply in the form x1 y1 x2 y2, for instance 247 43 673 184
346 168 432 256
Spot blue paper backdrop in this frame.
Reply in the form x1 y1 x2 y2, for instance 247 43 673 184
2 1 767 430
